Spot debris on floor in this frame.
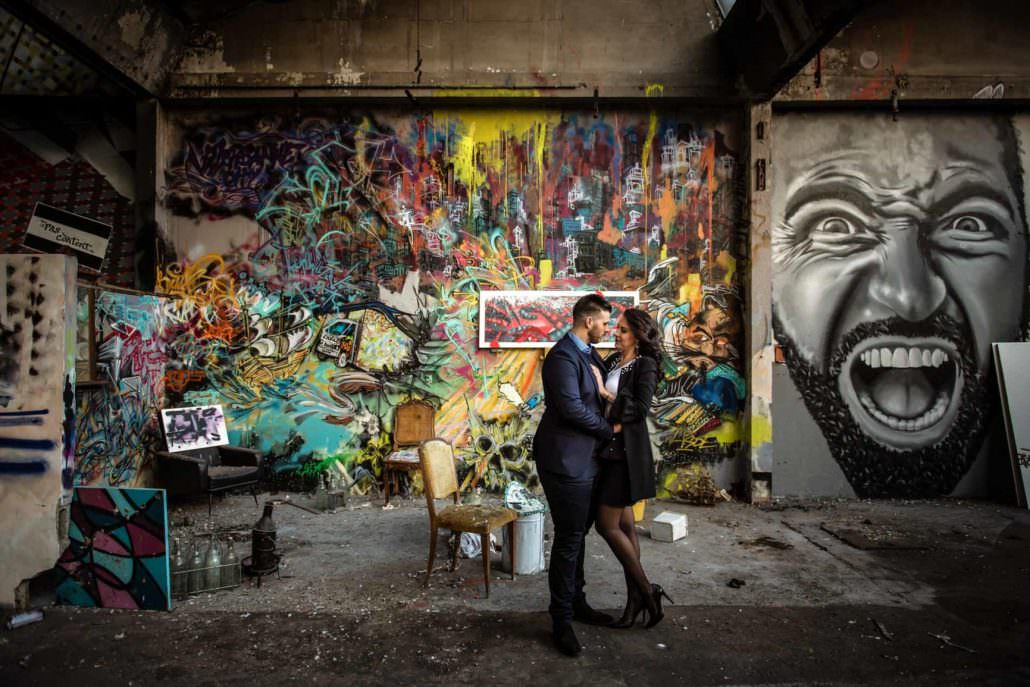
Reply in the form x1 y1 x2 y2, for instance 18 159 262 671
820 522 931 551
738 536 793 550
928 632 976 653
4 609 44 630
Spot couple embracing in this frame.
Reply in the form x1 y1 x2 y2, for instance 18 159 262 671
532 293 671 657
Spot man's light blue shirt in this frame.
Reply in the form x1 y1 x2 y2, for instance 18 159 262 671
568 330 592 355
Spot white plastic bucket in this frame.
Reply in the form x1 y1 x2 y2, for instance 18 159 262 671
501 511 546 574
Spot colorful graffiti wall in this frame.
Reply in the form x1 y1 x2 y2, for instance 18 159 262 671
75 291 168 487
55 486 171 610
772 112 1030 497
0 254 76 605
160 107 745 495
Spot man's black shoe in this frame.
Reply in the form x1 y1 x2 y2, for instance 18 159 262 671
572 600 614 626
552 622 582 657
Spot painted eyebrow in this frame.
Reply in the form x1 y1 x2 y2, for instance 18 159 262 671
784 177 879 221
929 182 1016 223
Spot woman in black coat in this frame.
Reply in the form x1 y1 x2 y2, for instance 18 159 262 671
590 308 672 628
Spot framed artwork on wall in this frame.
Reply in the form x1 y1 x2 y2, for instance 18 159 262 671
478 290 639 349
160 405 229 453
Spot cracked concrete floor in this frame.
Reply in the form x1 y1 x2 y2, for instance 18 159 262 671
2 494 1028 686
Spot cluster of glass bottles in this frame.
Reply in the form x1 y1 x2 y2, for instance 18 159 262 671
170 535 242 597
312 470 347 511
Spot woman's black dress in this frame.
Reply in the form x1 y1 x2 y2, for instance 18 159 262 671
595 353 659 507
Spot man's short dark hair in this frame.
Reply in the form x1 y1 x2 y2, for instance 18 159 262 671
572 293 612 325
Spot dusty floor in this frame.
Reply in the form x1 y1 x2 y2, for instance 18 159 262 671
1 492 1028 686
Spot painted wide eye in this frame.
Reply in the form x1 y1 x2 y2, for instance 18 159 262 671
948 215 988 233
817 216 857 234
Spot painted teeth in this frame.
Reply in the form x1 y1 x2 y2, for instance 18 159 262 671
858 391 950 431
859 346 950 369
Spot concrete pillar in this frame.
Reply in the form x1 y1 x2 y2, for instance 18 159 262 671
135 98 159 291
745 102 774 503
0 255 77 606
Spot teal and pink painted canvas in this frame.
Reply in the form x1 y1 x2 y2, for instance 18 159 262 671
55 487 171 610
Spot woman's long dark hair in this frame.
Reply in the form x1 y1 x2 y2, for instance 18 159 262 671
622 308 663 365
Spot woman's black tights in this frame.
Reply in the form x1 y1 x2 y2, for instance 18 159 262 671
596 503 655 620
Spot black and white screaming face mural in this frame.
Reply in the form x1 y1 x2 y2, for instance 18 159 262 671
772 114 1029 497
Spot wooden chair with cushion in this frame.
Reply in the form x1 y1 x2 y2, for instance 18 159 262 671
382 399 436 505
418 438 517 598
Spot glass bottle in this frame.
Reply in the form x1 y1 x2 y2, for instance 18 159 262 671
171 540 186 597
313 474 324 511
223 536 240 587
204 537 222 591
188 541 204 594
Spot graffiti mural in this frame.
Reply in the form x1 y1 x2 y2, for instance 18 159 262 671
772 113 1029 497
55 486 171 610
646 283 745 478
479 290 638 348
160 108 745 494
458 387 544 492
0 254 76 606
75 291 168 487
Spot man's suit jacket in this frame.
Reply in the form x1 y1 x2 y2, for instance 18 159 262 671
532 333 614 479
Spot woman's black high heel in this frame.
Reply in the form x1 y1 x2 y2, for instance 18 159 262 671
644 584 673 629
609 586 645 629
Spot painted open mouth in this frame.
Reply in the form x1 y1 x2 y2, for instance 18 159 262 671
840 336 963 448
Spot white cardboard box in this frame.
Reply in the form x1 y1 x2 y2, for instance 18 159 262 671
651 511 688 542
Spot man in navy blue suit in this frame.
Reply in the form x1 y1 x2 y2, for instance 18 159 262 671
533 293 617 656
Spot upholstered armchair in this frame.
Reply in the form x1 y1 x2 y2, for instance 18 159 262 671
156 445 264 514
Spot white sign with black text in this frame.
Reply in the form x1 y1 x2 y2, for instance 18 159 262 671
23 202 111 272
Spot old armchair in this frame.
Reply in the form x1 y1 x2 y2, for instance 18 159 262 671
156 445 264 514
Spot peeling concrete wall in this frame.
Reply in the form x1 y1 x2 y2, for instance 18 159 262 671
0 254 76 607
745 102 772 501
778 0 1030 102
23 0 186 95
22 1 735 99
165 0 735 99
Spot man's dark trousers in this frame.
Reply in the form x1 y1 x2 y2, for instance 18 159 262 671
539 468 596 627
532 333 613 629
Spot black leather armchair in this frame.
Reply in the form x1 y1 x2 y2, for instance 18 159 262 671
156 445 265 514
